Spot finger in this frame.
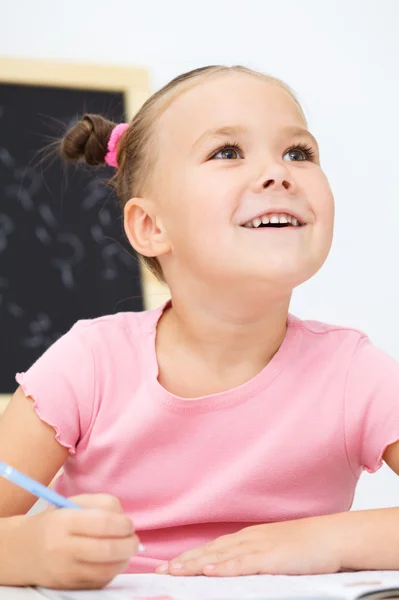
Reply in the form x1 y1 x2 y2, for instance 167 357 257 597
171 534 238 563
64 509 134 538
167 543 253 576
81 560 130 587
69 494 123 513
62 560 129 590
70 533 139 563
203 552 267 577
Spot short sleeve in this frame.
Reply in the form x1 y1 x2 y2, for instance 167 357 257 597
15 322 95 455
344 336 399 474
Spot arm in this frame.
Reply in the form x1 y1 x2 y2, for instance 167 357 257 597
0 386 69 516
332 439 399 571
0 387 138 588
160 439 399 577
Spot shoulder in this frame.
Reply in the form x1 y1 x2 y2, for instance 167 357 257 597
295 314 396 364
68 303 164 351
290 313 367 342
290 314 399 373
293 315 399 420
289 315 399 474
289 313 369 363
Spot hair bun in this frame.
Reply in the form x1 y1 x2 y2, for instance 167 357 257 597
60 113 116 166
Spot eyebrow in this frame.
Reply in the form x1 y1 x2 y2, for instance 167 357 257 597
282 126 319 150
192 124 319 151
192 125 248 150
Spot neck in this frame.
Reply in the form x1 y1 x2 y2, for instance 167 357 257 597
158 283 291 375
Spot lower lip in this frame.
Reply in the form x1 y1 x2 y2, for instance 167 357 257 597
241 225 305 232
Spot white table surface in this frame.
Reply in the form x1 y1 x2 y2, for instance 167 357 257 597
0 587 44 599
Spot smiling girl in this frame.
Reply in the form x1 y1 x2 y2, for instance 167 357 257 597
0 65 399 589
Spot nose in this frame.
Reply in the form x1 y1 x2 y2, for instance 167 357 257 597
251 161 296 194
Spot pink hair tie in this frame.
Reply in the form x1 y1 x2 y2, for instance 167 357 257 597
104 123 129 168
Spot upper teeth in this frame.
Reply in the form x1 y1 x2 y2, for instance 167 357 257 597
243 213 299 228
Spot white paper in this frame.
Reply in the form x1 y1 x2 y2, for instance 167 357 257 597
0 586 45 599
35 571 399 600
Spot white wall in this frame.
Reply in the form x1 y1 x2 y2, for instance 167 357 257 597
1 0 399 510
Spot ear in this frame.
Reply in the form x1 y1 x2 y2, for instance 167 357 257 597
123 197 171 258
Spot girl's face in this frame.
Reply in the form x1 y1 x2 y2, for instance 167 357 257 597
150 73 334 293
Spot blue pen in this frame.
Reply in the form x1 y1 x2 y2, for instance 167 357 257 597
0 461 81 509
0 461 145 551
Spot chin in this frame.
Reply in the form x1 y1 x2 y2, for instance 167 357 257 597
200 254 325 293
235 262 322 293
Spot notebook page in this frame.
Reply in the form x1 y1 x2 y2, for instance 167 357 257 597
37 573 342 600
37 571 399 600
0 587 45 600
298 572 399 600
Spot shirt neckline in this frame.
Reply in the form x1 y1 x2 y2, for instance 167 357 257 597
140 300 300 413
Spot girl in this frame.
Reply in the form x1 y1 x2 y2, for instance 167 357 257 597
1 65 399 590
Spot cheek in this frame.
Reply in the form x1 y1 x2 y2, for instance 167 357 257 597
324 193 335 230
311 174 335 228
318 194 335 227
160 185 220 256
314 187 335 261
172 175 231 235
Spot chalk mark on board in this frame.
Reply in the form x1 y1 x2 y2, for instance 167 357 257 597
38 204 59 229
90 224 104 245
101 243 133 281
14 167 42 196
5 184 34 211
82 179 109 211
0 147 15 169
3 165 42 211
99 209 112 227
0 214 14 254
21 312 53 349
7 302 25 318
35 226 52 244
102 243 120 280
51 232 84 289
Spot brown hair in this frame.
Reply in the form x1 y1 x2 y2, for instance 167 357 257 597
60 65 305 283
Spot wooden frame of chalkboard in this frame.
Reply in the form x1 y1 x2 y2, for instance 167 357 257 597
0 57 170 411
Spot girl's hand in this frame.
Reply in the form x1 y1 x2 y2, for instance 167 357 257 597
17 494 139 589
157 517 342 577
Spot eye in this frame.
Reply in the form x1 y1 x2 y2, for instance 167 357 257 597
283 143 316 162
211 142 244 160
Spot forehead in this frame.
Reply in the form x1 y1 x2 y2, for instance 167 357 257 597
156 73 306 149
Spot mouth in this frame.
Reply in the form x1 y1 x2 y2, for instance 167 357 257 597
240 212 305 229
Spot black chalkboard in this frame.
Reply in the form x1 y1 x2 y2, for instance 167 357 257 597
0 83 144 393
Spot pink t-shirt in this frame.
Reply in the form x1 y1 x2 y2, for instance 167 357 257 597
15 301 399 573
